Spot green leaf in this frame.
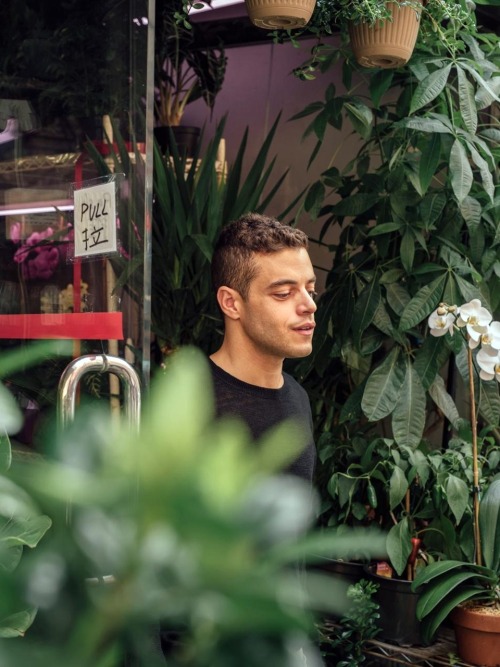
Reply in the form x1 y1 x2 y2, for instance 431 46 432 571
449 139 473 203
479 380 500 428
399 117 452 134
0 608 37 638
361 347 405 421
444 475 469 525
0 435 11 473
386 283 411 316
391 361 426 448
386 516 411 576
400 231 415 274
399 274 446 332
352 279 381 347
414 336 450 391
410 64 453 114
428 375 460 429
467 141 495 202
419 133 441 194
330 193 380 216
479 479 500 572
456 65 478 135
369 70 394 107
304 180 326 220
344 101 373 140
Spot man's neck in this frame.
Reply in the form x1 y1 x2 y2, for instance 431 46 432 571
210 346 284 389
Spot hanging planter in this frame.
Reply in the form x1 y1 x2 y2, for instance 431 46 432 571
348 0 423 69
451 604 500 667
245 0 316 30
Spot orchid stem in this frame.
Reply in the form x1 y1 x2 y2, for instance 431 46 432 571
468 345 482 566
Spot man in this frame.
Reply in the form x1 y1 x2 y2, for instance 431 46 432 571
209 212 317 482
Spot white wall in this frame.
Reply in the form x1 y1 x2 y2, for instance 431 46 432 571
182 34 364 284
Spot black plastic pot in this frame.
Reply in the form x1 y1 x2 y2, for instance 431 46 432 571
312 558 367 619
365 564 427 646
154 125 200 158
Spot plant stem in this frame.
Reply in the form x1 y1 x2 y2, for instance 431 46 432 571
468 345 482 566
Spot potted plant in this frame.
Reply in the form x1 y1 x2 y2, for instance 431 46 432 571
1 346 388 664
154 0 226 156
410 299 500 665
282 1 498 650
244 0 317 30
274 0 476 69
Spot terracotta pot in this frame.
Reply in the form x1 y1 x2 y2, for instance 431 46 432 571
245 0 316 30
348 1 422 69
451 604 500 667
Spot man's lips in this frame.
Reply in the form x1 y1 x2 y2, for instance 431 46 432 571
292 322 316 334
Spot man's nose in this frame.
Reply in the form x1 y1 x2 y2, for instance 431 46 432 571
298 291 317 313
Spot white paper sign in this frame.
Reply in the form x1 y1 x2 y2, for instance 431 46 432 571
74 181 117 258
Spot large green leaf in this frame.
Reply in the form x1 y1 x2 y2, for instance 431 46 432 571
352 279 381 347
414 336 450 390
409 65 453 114
391 361 426 448
467 141 495 202
479 380 500 428
399 274 446 332
419 133 441 194
444 475 469 525
479 479 500 572
456 65 478 135
428 375 460 428
386 516 411 576
0 608 37 638
330 193 380 216
450 139 473 203
361 347 405 421
389 466 409 511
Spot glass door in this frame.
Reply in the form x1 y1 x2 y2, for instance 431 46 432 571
0 0 154 451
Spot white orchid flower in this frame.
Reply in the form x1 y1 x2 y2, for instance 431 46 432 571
476 320 500 352
477 346 500 382
428 309 455 337
456 299 492 344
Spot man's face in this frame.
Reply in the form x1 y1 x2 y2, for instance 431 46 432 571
236 247 317 361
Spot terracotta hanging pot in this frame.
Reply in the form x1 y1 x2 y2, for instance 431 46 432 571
245 0 316 30
348 0 423 69
451 604 500 667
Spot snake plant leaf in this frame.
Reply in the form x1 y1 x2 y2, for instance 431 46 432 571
419 133 441 194
457 65 478 135
479 478 500 572
399 274 446 332
392 361 426 448
444 475 469 525
428 375 460 428
479 380 500 428
450 138 473 203
409 64 453 114
386 516 411 576
361 347 405 421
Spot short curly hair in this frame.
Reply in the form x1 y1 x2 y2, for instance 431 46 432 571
211 213 309 299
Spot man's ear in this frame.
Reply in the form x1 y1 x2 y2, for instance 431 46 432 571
216 286 242 320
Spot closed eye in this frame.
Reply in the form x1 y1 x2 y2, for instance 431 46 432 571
309 290 318 301
274 292 292 299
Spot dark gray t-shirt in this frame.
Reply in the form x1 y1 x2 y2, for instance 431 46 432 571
209 359 316 483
